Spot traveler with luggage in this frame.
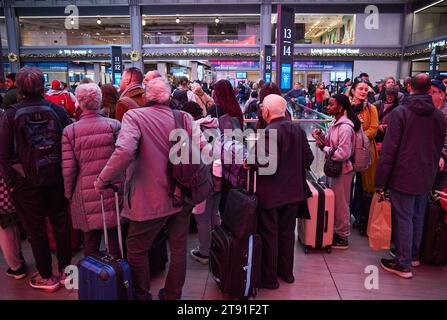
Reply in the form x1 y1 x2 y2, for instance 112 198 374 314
62 83 123 258
0 66 73 292
376 74 446 279
251 94 314 289
348 77 379 233
95 78 200 300
312 94 361 249
181 101 222 265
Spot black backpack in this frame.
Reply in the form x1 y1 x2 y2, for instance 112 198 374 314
171 89 189 110
12 102 64 187
168 110 213 205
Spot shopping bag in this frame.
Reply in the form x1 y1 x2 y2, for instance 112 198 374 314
367 192 392 250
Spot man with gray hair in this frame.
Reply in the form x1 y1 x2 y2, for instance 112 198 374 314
94 77 198 300
251 94 314 290
143 70 162 87
62 83 122 258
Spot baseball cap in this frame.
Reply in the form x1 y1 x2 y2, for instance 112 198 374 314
51 79 61 90
431 79 446 93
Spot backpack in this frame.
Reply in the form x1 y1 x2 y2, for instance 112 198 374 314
168 110 213 205
171 89 189 109
46 92 75 117
12 102 64 187
348 125 371 172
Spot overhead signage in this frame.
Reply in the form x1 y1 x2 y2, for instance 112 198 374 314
182 48 219 54
310 48 360 55
429 46 441 79
263 45 273 83
58 49 93 55
428 39 446 50
210 60 259 71
275 5 295 92
111 46 123 87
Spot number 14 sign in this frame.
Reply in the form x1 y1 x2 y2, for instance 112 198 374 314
275 5 295 92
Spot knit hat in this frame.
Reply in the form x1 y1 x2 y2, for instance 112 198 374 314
431 79 446 93
51 79 61 90
385 85 399 96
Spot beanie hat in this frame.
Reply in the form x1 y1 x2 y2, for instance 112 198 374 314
51 80 61 90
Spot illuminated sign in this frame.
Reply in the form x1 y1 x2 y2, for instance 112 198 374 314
58 49 93 55
182 48 219 54
275 5 295 92
428 39 446 49
310 48 361 55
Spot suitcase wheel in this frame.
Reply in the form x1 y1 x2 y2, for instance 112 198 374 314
304 247 310 254
326 246 332 254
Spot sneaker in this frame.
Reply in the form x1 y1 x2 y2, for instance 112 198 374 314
380 258 413 279
29 272 60 292
6 264 27 280
332 235 349 250
389 249 420 267
59 270 68 287
190 249 209 265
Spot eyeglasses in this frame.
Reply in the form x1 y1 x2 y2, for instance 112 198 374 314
354 77 369 84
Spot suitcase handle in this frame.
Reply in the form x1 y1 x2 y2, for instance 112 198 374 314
100 185 124 259
247 169 257 194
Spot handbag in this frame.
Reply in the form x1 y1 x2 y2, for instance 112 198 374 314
323 148 342 178
367 192 392 250
0 176 16 215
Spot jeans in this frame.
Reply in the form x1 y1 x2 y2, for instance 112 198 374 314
0 224 23 270
194 192 221 257
390 188 428 269
126 204 193 300
12 180 72 279
83 227 120 258
330 172 354 239
258 203 298 286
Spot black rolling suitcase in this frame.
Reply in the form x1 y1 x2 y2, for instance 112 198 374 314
210 170 261 299
420 193 447 266
210 225 261 299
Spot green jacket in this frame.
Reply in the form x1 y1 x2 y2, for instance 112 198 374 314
1 87 18 109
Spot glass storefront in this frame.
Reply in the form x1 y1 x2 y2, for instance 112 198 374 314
412 0 447 43
271 14 355 45
142 15 259 45
272 61 353 88
21 61 112 88
411 59 447 76
19 16 131 46
209 60 260 86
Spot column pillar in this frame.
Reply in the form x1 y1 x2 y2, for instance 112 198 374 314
191 62 198 81
94 63 101 84
130 3 143 71
259 1 272 81
157 62 167 77
5 5 21 73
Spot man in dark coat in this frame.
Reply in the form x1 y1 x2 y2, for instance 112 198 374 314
375 74 446 279
1 73 18 109
251 94 314 289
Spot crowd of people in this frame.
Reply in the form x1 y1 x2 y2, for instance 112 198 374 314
0 65 446 299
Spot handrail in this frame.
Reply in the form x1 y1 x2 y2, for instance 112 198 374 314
243 118 332 124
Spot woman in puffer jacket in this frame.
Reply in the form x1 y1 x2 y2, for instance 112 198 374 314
312 94 362 249
62 83 123 257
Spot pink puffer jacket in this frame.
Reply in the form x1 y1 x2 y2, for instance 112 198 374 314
62 110 123 232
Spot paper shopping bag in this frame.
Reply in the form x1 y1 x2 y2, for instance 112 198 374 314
367 192 392 251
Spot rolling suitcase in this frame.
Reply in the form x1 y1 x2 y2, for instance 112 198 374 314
298 172 335 254
420 193 447 266
210 170 261 299
210 225 261 300
78 186 132 300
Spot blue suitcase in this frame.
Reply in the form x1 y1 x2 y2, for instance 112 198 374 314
78 187 133 300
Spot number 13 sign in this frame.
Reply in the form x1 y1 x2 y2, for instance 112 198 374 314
275 5 295 92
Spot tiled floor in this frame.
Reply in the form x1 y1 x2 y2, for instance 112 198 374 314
0 230 446 300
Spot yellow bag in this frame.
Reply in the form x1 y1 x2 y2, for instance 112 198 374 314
367 192 392 250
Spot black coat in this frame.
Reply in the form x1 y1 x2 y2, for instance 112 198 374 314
255 117 314 211
375 94 446 195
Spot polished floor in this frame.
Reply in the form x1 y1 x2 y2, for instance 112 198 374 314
0 229 446 300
